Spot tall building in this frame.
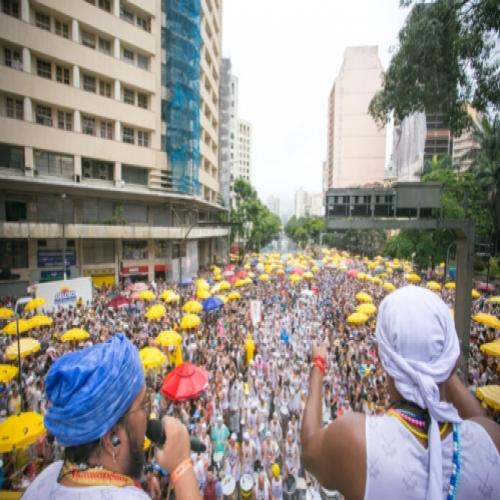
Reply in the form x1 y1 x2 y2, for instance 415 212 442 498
235 118 251 183
266 195 280 217
452 106 482 171
0 0 228 292
424 113 452 163
325 46 386 188
294 189 323 218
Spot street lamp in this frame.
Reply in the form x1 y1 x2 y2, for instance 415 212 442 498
61 193 67 280
14 297 31 412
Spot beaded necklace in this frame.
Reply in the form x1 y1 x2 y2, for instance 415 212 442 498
387 409 448 440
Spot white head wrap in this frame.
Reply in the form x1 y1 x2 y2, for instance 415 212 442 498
375 286 461 500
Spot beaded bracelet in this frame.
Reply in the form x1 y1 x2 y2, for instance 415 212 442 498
171 458 192 485
312 355 326 376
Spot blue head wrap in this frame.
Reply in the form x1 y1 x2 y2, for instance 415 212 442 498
44 333 145 447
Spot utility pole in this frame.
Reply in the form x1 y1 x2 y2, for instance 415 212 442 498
61 193 67 280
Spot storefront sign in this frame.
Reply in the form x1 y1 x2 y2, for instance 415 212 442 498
121 265 148 275
38 250 76 268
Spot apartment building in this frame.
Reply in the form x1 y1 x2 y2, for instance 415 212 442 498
0 0 227 292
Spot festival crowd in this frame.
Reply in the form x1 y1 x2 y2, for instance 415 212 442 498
0 250 498 498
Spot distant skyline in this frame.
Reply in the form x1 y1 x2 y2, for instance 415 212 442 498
223 0 410 207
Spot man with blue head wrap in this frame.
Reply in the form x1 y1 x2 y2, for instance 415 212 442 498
24 333 201 499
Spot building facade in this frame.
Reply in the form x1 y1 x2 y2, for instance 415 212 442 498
235 118 251 183
0 0 228 292
266 195 280 217
325 46 386 189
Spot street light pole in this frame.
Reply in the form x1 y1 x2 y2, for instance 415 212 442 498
61 193 67 280
14 298 28 412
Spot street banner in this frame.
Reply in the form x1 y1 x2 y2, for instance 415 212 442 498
33 277 92 311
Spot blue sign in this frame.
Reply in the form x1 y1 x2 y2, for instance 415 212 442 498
40 270 64 282
38 250 76 268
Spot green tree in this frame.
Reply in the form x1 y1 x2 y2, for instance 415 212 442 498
369 0 500 135
285 216 326 247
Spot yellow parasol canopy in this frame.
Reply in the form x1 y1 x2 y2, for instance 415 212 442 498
61 328 90 342
445 282 456 290
480 340 500 357
347 312 369 325
155 330 182 347
0 412 45 452
476 385 500 411
181 314 201 330
24 297 46 312
471 289 481 299
235 279 247 288
472 313 500 330
303 271 314 280
487 296 500 304
145 304 166 321
427 281 442 291
137 290 156 302
196 289 211 300
195 279 210 291
289 274 302 283
28 315 53 329
182 300 203 314
139 347 166 371
219 281 231 291
259 273 270 282
215 295 228 304
406 273 421 283
0 307 14 319
160 289 176 301
227 291 241 301
0 364 18 383
2 319 32 335
383 282 396 292
356 303 377 316
213 274 222 282
355 292 373 303
6 338 41 359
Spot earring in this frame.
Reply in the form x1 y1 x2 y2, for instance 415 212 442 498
112 452 117 463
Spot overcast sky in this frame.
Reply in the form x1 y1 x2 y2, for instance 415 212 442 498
223 0 410 212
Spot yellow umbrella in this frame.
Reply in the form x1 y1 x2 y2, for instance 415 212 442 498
303 271 314 280
383 282 396 293
215 295 228 304
0 307 14 319
369 276 382 286
312 265 320 273
28 315 53 329
356 303 377 316
144 436 152 451
181 314 201 330
289 274 302 283
406 273 421 283
137 290 156 302
427 281 442 291
0 412 45 452
480 340 500 357
259 274 270 282
355 292 373 303
476 385 500 411
228 291 241 301
276 268 285 276
183 300 203 314
61 328 90 342
471 289 481 299
139 347 166 371
155 330 182 347
0 364 18 383
24 298 46 312
145 304 167 321
195 279 210 291
2 319 32 335
5 338 40 359
347 312 369 325
160 290 176 301
472 313 500 330
211 265 221 274
235 279 247 288
162 292 180 304
487 296 500 304
445 282 456 290
213 274 223 282
196 289 211 300
219 281 231 291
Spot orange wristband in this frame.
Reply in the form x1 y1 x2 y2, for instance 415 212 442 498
171 458 192 484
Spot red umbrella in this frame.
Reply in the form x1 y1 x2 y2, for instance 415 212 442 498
347 269 358 278
107 295 131 308
161 362 209 401
229 275 238 285
235 270 247 279
292 266 304 275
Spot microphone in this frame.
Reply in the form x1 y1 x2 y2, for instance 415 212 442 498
146 419 207 453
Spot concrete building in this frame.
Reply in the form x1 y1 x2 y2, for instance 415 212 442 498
235 118 251 183
266 195 280 217
294 189 323 218
0 0 228 292
325 46 386 189
424 113 452 163
452 106 482 171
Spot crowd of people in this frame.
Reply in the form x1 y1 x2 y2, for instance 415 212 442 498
0 250 498 498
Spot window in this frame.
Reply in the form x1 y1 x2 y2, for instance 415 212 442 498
5 201 26 221
137 93 148 109
1 0 20 18
36 59 52 79
137 130 149 147
83 74 96 93
98 0 111 12
56 66 70 85
0 143 24 170
137 54 148 70
123 87 135 104
98 37 111 55
99 121 113 139
154 240 168 258
122 126 134 144
35 11 50 31
123 240 148 259
99 80 111 97
55 20 69 39
122 48 134 63
0 240 28 269
172 242 186 259
120 4 134 23
35 104 52 126
5 97 23 119
83 239 114 264
82 158 113 180
82 116 96 135
34 150 73 177
122 165 148 185
57 110 72 131
81 30 96 49
4 47 22 70
136 15 150 32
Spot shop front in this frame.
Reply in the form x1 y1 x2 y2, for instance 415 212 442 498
120 265 149 284
83 268 116 288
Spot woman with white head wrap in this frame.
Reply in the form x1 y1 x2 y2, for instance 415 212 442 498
301 286 500 500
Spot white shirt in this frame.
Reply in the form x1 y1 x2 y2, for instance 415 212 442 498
23 461 150 500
